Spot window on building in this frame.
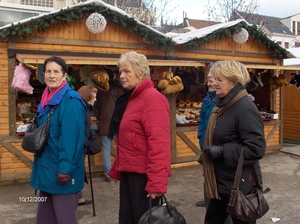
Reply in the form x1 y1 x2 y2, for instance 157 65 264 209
284 42 289 48
0 10 39 26
298 22 300 35
277 41 282 46
293 21 296 34
21 0 53 7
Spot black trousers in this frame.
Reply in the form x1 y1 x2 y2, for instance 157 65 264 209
119 172 159 224
205 194 256 224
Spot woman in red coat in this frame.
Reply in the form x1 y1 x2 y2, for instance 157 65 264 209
108 51 172 224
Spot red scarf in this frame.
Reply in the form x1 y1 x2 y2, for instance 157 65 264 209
41 81 67 108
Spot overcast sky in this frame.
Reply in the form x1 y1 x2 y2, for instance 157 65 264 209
168 0 300 24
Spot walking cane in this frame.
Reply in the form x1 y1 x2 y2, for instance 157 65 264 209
87 154 96 216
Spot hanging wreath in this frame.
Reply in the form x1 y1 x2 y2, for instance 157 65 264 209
86 12 107 34
233 28 249 44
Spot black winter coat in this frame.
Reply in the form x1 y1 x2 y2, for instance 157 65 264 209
211 85 266 196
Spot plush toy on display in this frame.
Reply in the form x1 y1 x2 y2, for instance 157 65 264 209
79 65 98 85
11 63 34 94
288 73 300 88
91 69 110 92
270 73 288 91
157 71 184 95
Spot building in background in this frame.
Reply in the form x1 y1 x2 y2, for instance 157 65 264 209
231 11 299 49
0 0 156 26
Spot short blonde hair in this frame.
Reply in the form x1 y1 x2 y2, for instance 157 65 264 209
77 85 98 102
209 60 250 87
117 51 150 79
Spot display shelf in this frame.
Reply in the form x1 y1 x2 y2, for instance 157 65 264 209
176 122 199 127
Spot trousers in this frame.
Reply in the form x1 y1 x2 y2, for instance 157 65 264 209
119 172 159 224
101 134 113 177
36 190 79 224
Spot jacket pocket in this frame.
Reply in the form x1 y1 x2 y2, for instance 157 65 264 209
39 158 58 189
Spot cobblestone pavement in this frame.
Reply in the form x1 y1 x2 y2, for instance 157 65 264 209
1 144 300 224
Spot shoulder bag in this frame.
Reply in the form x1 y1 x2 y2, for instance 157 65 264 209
138 194 186 224
21 108 55 156
85 129 101 155
226 148 270 222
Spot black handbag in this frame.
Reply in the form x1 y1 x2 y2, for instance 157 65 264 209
226 148 270 222
85 129 101 155
138 194 186 224
21 108 54 156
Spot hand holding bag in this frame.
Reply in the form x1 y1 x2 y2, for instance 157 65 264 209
138 194 186 224
226 148 270 222
21 108 54 156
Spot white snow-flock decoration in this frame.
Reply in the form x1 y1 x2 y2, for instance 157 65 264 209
86 13 107 34
233 28 249 44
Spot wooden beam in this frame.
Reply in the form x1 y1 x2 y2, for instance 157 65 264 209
265 123 280 143
16 54 206 67
245 64 300 70
177 131 201 155
0 136 23 143
0 142 33 169
175 156 199 163
171 161 199 168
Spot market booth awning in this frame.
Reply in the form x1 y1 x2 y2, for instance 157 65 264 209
245 64 300 70
16 54 206 67
16 54 300 70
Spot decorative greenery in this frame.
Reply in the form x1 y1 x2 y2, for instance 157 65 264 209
0 3 173 50
66 75 76 89
182 21 289 58
0 4 288 58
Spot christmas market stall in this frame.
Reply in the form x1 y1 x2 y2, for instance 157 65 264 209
0 0 204 184
166 20 300 164
0 0 296 184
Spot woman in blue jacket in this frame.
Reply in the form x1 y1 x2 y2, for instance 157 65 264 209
197 74 217 150
30 56 86 224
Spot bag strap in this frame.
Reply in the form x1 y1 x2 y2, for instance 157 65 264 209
47 107 55 120
233 148 262 189
233 148 270 193
232 148 245 189
148 194 173 223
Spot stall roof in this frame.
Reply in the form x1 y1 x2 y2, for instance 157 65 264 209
16 54 206 67
0 0 168 38
0 0 289 59
172 19 249 44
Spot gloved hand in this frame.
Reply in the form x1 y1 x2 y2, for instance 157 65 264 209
203 145 224 160
57 173 70 184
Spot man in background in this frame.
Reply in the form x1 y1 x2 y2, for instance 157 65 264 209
94 71 125 182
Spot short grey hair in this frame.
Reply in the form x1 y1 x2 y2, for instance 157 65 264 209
209 60 250 87
117 51 150 79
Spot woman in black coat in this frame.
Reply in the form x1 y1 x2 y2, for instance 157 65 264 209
202 60 266 224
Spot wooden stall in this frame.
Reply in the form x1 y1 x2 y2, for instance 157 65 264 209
0 0 292 184
283 72 300 143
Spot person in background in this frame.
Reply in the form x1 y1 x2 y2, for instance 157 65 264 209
77 85 98 206
94 72 125 182
30 56 86 224
202 60 266 224
196 73 216 208
108 51 172 224
196 74 233 224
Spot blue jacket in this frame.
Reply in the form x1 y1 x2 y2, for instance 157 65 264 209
30 85 86 194
197 91 216 150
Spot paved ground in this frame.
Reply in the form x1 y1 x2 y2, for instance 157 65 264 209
1 143 300 224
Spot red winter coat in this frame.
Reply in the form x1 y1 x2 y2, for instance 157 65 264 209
109 78 171 194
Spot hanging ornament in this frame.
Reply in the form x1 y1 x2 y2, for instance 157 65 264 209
86 13 107 34
233 28 249 44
